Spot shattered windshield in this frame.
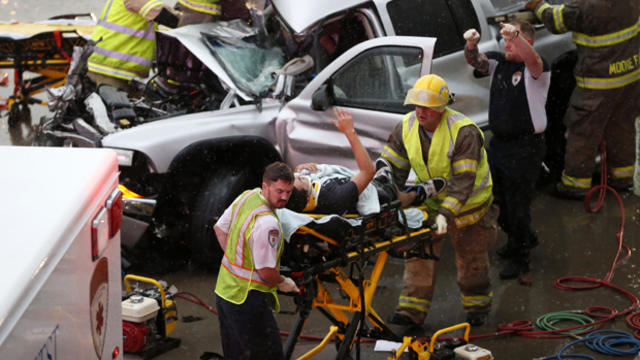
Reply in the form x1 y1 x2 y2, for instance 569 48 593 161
201 20 285 98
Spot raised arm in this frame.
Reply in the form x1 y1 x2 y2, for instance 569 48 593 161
500 23 543 78
463 28 489 74
332 107 375 194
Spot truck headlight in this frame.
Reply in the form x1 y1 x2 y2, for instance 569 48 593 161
111 148 134 167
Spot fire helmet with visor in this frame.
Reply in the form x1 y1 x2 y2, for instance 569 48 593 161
404 74 452 111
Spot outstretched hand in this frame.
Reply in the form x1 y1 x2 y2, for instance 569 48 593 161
332 107 355 135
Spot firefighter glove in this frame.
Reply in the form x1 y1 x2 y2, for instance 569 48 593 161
463 29 480 44
435 214 448 235
278 276 300 293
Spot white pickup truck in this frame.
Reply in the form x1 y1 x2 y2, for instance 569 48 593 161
91 0 575 268
0 147 123 359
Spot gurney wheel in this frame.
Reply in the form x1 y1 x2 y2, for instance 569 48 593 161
8 103 34 146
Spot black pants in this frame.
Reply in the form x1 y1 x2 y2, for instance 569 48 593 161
488 134 546 259
216 291 283 360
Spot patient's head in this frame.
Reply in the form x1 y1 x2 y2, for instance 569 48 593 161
286 175 311 212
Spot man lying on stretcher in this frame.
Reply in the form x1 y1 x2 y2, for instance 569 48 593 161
286 108 446 216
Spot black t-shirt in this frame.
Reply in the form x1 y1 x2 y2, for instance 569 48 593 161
486 52 550 139
315 177 359 214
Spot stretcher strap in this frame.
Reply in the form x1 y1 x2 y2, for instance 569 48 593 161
52 30 72 62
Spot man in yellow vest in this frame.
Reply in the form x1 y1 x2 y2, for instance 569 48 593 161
525 0 639 198
379 74 498 333
88 0 181 95
213 161 300 359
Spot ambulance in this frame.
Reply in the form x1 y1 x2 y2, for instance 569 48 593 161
0 146 123 359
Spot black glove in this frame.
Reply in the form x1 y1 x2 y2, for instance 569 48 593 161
155 8 179 28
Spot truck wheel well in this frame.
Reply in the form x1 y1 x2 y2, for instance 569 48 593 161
151 137 282 253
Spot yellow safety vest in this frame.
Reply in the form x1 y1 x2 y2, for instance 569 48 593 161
402 109 493 227
177 0 221 16
88 0 159 81
214 188 284 311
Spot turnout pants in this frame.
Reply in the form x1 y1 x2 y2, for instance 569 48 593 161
216 291 283 360
562 84 639 190
396 205 498 324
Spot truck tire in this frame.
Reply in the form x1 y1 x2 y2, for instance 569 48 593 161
189 167 253 269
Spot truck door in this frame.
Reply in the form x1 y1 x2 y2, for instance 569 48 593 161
276 36 436 169
373 0 500 129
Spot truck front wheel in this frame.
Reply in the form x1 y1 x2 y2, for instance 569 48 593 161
189 167 253 269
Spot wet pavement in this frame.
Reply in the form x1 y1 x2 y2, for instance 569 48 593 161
124 187 640 360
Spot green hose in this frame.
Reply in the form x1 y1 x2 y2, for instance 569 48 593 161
535 310 596 335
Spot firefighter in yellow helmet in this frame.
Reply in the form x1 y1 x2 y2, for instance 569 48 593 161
377 74 498 334
525 0 639 197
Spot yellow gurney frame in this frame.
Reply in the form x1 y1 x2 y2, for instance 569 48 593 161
282 204 439 360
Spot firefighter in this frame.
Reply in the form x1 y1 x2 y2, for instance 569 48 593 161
87 0 181 95
213 162 299 360
380 74 498 333
525 0 640 198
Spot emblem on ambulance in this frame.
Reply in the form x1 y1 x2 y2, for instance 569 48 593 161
90 257 109 359
268 229 280 248
512 71 522 86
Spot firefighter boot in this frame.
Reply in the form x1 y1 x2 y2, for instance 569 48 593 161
466 310 489 327
553 181 588 200
387 312 423 337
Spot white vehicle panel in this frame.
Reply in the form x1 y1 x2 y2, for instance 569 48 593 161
278 36 436 168
272 0 370 34
102 103 281 173
0 147 122 359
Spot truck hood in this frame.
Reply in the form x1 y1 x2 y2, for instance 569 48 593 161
101 102 281 173
158 21 285 102
271 0 370 34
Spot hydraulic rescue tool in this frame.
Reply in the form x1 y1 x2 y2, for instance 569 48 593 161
122 275 180 359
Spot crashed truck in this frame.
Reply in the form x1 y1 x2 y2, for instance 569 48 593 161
38 0 575 268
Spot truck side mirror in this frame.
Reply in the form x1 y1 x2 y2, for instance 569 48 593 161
311 84 334 111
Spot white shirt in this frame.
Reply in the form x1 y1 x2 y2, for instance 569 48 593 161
216 200 281 270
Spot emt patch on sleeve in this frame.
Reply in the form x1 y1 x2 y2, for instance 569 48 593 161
268 229 280 248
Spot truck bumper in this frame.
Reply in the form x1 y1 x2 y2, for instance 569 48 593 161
121 197 156 249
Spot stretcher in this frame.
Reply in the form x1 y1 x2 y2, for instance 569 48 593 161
0 16 94 144
279 201 443 360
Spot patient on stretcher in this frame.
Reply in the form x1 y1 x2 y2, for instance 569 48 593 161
277 109 444 270
285 108 446 217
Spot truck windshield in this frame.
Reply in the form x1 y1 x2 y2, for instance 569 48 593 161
202 20 285 98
